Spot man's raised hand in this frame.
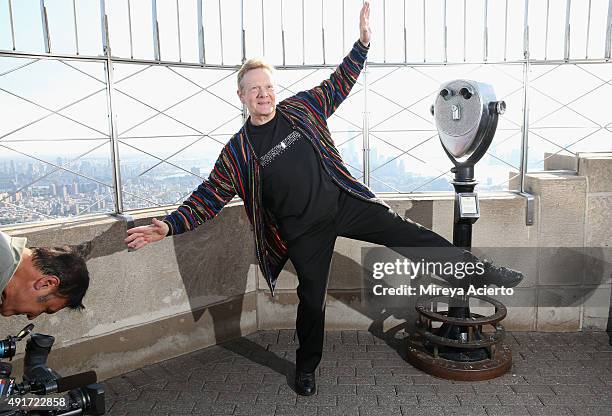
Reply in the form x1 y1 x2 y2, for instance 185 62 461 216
124 218 168 250
360 1 371 47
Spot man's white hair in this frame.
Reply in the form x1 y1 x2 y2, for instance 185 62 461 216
237 58 275 90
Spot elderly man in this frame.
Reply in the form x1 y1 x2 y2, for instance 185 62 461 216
0 230 89 320
126 1 521 395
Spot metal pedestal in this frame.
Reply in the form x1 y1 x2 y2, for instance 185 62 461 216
407 79 514 380
407 295 512 381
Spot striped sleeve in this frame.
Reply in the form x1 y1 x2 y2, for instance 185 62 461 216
296 40 369 120
162 146 236 236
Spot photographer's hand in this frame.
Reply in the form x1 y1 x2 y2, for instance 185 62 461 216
124 218 168 250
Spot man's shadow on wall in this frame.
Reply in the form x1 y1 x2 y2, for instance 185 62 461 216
165 210 432 386
168 209 296 381
73 213 296 381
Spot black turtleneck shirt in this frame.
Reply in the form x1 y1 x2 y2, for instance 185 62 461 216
246 111 340 241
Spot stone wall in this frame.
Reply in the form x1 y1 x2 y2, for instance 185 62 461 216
0 152 609 380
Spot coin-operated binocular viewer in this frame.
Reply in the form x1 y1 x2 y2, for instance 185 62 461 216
406 80 512 381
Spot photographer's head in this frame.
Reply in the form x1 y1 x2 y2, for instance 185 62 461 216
1 246 89 320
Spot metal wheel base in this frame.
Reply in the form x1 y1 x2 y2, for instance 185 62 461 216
407 332 512 381
408 294 512 381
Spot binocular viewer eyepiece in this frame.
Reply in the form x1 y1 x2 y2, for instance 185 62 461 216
430 79 505 168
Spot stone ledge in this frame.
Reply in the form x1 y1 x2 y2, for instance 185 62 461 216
544 153 578 171
578 152 612 193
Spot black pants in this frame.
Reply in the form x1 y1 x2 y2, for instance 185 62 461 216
288 191 469 373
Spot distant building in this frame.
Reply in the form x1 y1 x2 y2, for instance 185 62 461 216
0 179 16 193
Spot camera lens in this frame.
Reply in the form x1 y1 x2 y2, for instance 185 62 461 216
0 339 16 359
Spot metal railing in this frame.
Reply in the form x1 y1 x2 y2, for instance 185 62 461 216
0 0 611 225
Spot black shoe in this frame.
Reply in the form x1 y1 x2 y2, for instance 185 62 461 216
471 258 524 288
295 371 316 396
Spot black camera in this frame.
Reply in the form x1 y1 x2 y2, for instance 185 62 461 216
0 325 105 415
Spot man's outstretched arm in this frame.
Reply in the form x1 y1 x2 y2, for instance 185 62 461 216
125 147 236 250
296 1 371 119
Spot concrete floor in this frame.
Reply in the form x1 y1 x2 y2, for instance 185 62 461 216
102 330 611 416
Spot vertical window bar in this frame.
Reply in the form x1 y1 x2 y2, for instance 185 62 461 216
176 0 182 62
100 0 108 52
8 0 15 51
422 0 426 62
302 0 305 64
443 0 447 63
198 0 206 64
322 0 325 65
564 0 571 61
504 0 509 60
72 0 79 55
261 0 265 57
280 0 285 66
218 0 223 65
586 0 592 59
40 0 51 53
543 0 550 59
519 0 530 193
383 0 386 62
523 0 529 57
100 0 123 214
463 0 467 62
606 0 612 59
127 0 134 58
152 0 161 60
342 0 345 53
484 0 489 62
241 0 247 122
403 0 407 63
241 0 245 63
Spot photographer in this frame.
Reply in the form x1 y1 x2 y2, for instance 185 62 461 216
0 231 89 320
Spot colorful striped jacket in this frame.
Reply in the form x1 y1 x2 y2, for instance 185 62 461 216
163 40 388 294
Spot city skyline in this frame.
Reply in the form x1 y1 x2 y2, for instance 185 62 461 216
0 137 521 226
1 1 610 226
